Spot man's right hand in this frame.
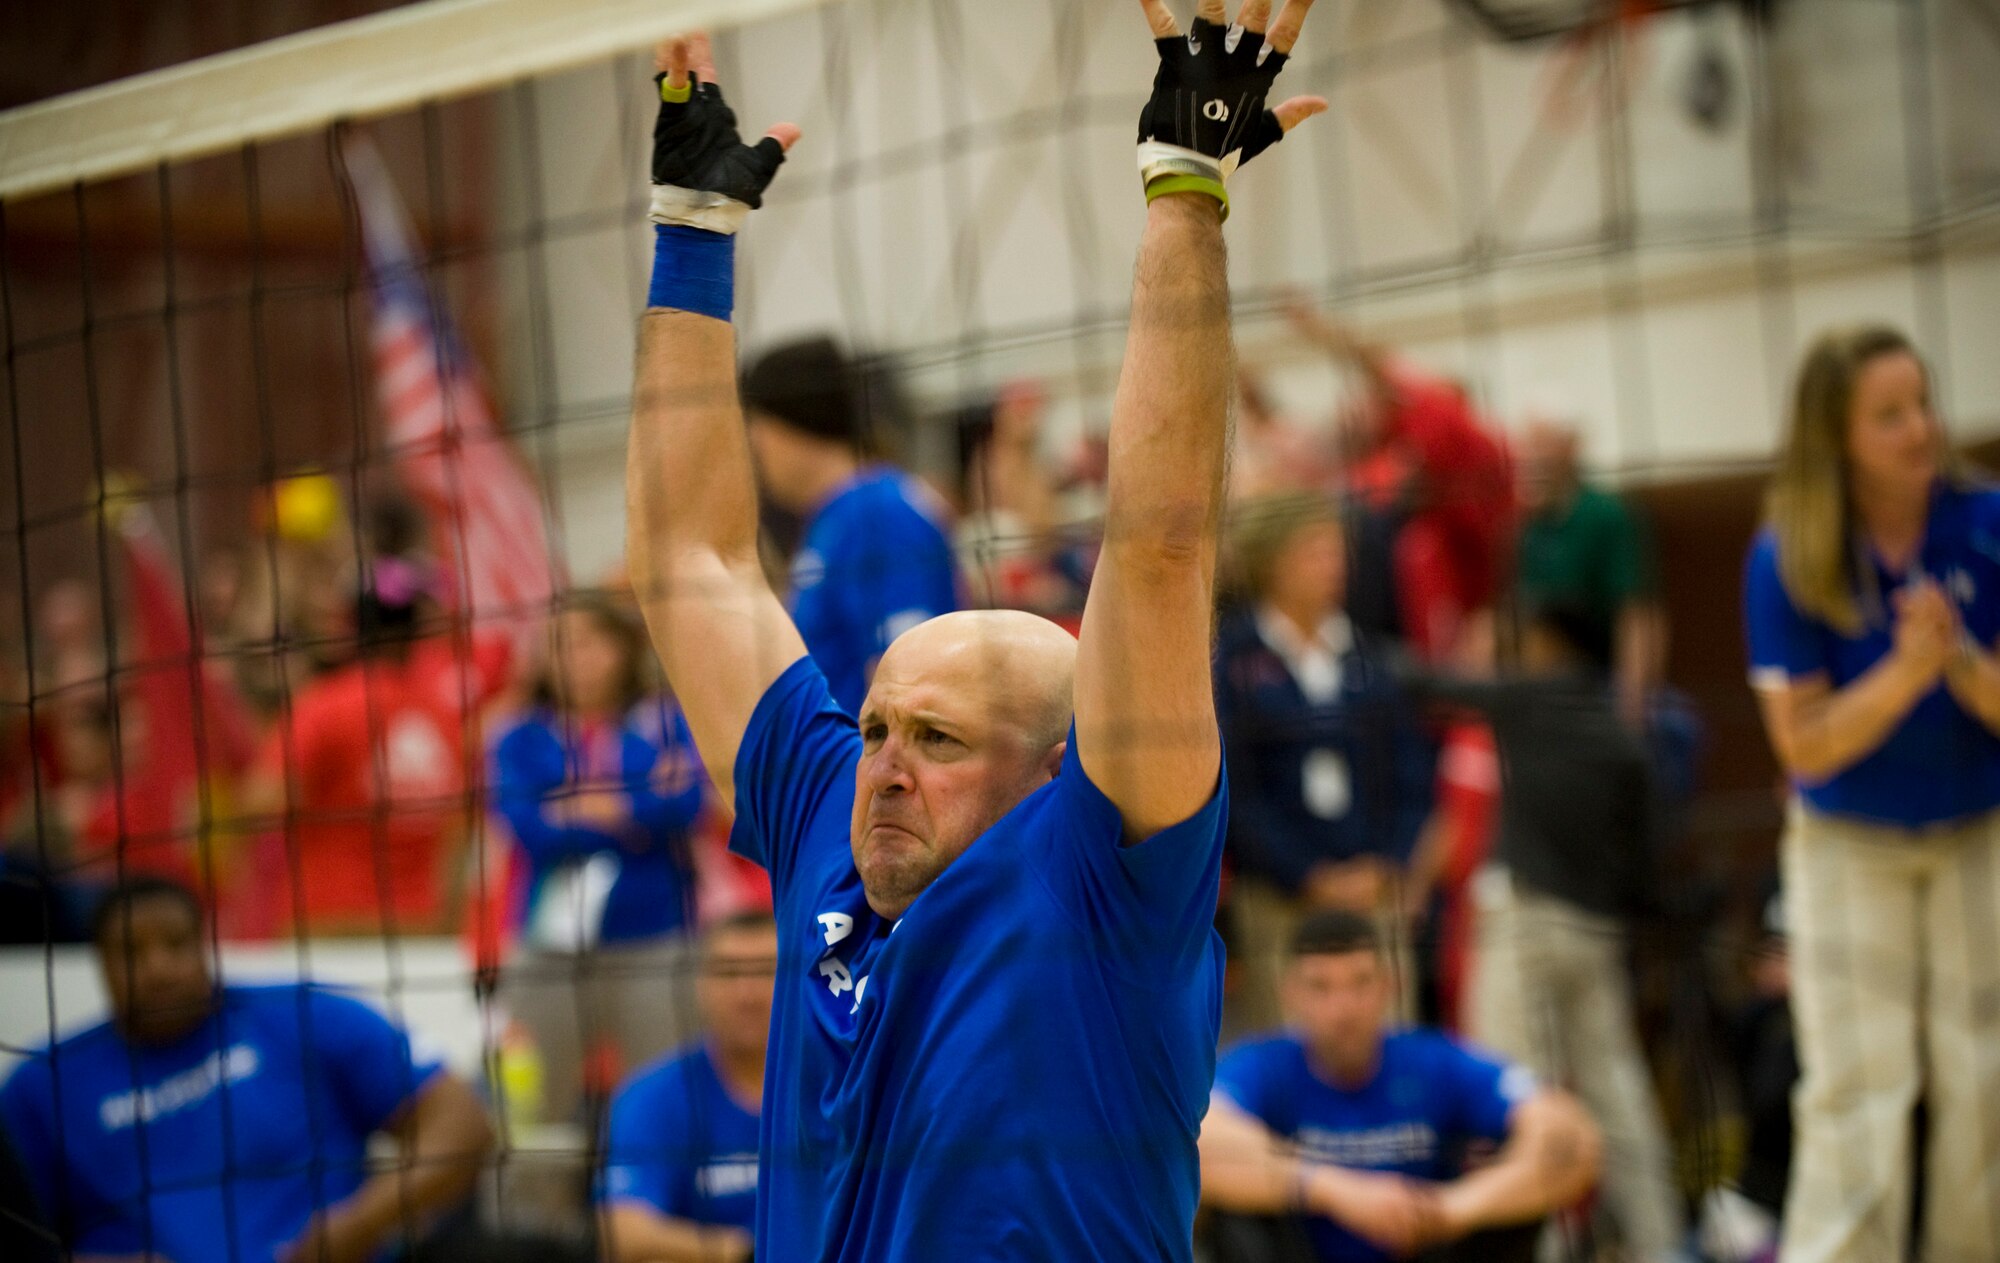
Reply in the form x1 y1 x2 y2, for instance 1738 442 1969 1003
1305 1165 1449 1255
649 34 799 234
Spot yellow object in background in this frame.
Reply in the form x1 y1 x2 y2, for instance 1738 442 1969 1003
272 472 344 543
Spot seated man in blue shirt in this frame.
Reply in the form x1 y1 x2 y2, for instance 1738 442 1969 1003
1201 911 1599 1262
623 5 1329 1257
738 333 961 716
0 877 493 1263
600 914 776 1263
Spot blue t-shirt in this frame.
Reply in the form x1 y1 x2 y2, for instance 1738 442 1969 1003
0 984 443 1263
1743 483 2000 826
491 698 706 946
600 1042 759 1231
790 467 961 715
1216 1031 1534 1263
730 657 1227 1262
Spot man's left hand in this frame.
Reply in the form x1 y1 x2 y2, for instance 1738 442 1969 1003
1134 0 1327 213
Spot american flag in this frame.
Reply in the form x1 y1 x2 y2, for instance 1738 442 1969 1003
345 137 562 646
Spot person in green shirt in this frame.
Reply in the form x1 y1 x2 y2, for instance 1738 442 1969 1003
1515 420 1662 722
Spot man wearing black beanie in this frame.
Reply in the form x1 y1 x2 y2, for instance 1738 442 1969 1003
737 334 960 714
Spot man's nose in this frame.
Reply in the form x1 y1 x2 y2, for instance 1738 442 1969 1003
864 738 915 793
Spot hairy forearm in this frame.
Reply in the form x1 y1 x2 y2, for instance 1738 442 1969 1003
604 1204 753 1263
1073 194 1229 834
1103 195 1230 568
1438 1094 1599 1235
626 311 803 806
627 312 762 576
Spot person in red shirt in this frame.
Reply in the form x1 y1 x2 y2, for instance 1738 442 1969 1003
241 558 508 937
35 509 259 899
1285 299 1514 661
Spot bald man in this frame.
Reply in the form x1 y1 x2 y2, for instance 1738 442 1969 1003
624 4 1325 1258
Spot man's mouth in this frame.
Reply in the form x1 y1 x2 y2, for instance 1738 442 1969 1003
866 821 923 847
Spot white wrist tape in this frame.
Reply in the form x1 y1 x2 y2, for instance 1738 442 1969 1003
650 184 753 236
1136 141 1241 189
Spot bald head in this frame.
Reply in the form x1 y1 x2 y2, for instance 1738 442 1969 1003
851 610 1077 918
869 610 1077 755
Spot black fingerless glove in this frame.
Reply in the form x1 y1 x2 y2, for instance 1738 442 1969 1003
1136 18 1291 220
651 72 787 235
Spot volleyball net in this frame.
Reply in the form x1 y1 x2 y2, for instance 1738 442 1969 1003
3 0 1999 1254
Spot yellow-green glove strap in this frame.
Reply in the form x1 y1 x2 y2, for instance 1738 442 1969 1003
1144 174 1230 222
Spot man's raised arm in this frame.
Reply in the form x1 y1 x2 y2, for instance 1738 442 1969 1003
626 36 805 810
1075 0 1324 838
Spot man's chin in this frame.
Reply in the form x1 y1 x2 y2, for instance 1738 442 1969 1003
856 851 941 919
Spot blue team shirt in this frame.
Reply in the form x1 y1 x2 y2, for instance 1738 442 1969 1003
730 657 1227 1261
600 1042 759 1231
0 984 442 1263
491 699 707 945
1216 1031 1533 1263
789 466 961 714
1743 482 2000 826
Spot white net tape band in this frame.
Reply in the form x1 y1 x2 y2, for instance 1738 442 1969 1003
0 0 835 202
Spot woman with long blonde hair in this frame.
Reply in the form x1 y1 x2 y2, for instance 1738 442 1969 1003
1744 324 2000 1262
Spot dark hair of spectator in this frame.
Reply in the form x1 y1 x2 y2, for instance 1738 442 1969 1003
1288 909 1381 960
1522 599 1614 674
740 335 868 450
354 554 431 659
92 876 202 943
531 590 652 715
952 397 997 501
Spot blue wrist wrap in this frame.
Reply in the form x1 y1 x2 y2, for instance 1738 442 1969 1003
648 223 735 321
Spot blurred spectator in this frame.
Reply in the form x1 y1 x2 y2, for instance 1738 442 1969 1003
599 913 776 1263
1400 615 1504 1031
1199 910 1599 1263
492 592 708 1127
31 505 259 906
1232 369 1341 499
238 558 508 936
1284 299 1513 661
224 472 364 705
739 336 960 714
1745 324 2000 1263
1516 419 1663 723
31 577 100 702
1405 602 1686 1262
1699 890 1791 1263
952 382 1086 620
0 877 494 1263
1218 495 1435 1035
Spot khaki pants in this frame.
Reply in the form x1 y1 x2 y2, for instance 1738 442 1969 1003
1468 867 1682 1261
503 933 700 1127
1229 875 1419 1041
1779 805 2000 1263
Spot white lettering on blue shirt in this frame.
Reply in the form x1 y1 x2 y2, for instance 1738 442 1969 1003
98 1043 260 1132
817 912 854 946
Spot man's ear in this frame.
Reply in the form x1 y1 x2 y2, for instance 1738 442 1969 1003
1043 740 1067 781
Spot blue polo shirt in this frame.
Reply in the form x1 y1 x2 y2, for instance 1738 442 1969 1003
0 984 442 1263
789 467 961 715
729 656 1227 1262
1744 483 2000 826
1216 1031 1534 1263
600 1042 759 1231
